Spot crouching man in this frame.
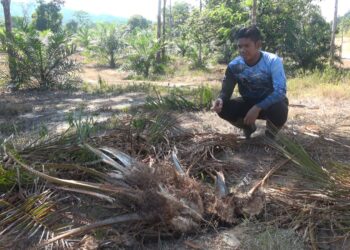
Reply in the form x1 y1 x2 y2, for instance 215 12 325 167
212 26 288 139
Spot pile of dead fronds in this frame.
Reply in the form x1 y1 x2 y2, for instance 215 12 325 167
1 113 350 249
261 131 350 249
0 115 264 249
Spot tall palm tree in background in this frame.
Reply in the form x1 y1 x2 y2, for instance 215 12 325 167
198 0 202 66
330 0 338 65
1 0 17 83
252 0 257 25
162 0 167 60
157 0 162 63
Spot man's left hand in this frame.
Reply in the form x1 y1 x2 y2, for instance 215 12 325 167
244 105 261 125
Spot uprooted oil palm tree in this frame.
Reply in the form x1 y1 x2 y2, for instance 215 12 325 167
1 110 350 249
0 112 264 249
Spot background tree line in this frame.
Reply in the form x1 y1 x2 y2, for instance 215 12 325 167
1 0 349 89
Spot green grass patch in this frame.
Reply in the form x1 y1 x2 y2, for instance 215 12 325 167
145 85 218 111
80 77 155 95
0 165 16 192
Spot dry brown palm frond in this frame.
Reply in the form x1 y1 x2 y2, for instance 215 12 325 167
3 137 265 246
40 213 142 247
256 130 350 248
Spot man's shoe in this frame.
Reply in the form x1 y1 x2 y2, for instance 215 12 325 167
243 124 257 139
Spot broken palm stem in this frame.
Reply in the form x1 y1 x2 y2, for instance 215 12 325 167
248 158 291 196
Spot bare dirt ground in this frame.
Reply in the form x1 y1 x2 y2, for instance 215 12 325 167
1 60 350 249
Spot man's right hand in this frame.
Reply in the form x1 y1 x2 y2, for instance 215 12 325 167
212 98 223 113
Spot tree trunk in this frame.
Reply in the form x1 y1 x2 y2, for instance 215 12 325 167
330 0 338 66
340 28 344 58
1 0 17 83
169 0 173 38
198 0 202 66
252 0 257 26
110 52 116 69
156 0 162 63
162 0 167 60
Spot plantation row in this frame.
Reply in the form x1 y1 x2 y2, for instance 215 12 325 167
1 0 350 89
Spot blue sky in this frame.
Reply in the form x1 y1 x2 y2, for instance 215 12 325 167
12 0 350 21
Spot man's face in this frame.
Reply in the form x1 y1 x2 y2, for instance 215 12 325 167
237 38 261 64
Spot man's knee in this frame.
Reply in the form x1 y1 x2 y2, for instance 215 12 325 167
265 101 288 128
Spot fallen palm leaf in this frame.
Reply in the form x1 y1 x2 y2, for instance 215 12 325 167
6 150 130 195
40 213 142 246
99 146 136 168
84 143 128 174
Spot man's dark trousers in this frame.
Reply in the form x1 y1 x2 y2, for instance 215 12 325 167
218 97 288 131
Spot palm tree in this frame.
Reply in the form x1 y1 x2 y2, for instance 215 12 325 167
162 0 167 60
157 0 162 63
1 0 17 84
330 0 338 65
252 0 257 25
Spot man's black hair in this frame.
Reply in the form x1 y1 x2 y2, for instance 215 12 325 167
235 26 262 42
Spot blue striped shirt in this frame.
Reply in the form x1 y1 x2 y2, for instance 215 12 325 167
219 51 287 109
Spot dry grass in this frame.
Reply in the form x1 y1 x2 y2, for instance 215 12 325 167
287 72 350 100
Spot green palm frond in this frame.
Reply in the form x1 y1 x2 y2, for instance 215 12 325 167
145 93 195 111
267 131 350 196
6 149 128 194
131 112 183 143
0 190 71 249
269 133 332 186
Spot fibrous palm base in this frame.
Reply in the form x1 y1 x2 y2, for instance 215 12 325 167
1 129 264 249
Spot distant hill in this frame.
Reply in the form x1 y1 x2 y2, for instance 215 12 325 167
0 2 128 24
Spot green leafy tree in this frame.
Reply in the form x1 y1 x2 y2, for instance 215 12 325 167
185 8 212 68
12 16 31 31
74 10 91 28
127 15 151 32
1 0 19 85
126 29 162 77
257 0 331 69
65 19 78 34
76 26 92 48
91 23 125 68
32 0 64 33
203 2 249 63
4 30 80 89
170 1 192 56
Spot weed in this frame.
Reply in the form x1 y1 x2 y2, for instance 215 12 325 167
145 85 217 111
66 108 96 143
80 80 154 96
38 122 49 138
0 165 16 192
241 227 306 250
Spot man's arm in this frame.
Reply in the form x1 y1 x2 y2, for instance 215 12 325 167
256 57 286 110
212 66 236 113
219 66 236 102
